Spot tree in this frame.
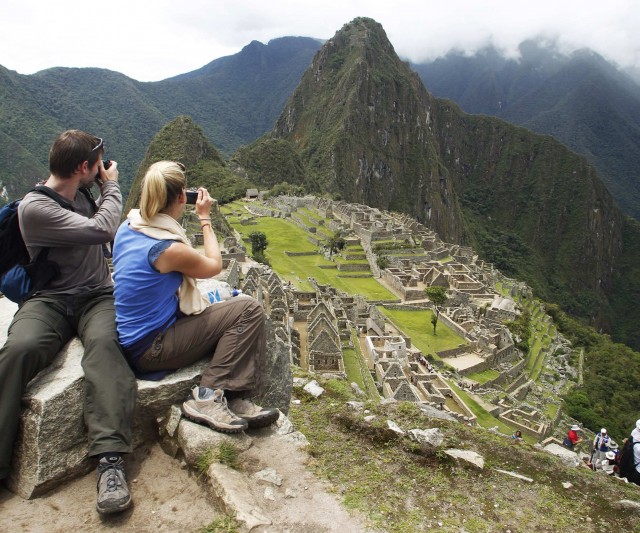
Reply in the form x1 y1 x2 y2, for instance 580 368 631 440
249 231 268 255
425 286 448 335
376 255 390 270
325 230 346 259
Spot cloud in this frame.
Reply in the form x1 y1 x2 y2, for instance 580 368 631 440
1 0 638 81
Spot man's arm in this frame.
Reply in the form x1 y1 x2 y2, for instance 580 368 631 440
20 181 122 247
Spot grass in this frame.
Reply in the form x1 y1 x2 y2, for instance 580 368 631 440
288 376 640 532
196 442 241 475
342 328 379 401
342 348 365 390
224 211 396 299
198 515 241 533
466 368 501 384
378 307 467 357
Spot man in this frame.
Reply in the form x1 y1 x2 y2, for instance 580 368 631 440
0 130 136 514
592 428 614 469
564 424 582 449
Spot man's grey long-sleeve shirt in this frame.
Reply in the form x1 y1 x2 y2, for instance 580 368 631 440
18 180 122 295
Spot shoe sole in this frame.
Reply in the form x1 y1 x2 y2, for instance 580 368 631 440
243 410 280 429
182 403 248 433
96 495 132 515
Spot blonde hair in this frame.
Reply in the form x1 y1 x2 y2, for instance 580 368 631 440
139 161 186 221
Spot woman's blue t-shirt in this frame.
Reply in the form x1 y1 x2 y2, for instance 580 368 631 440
113 221 182 350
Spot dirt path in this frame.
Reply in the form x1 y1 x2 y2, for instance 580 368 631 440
0 444 222 533
0 426 377 533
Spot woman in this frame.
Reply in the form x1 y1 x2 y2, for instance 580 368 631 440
113 161 277 434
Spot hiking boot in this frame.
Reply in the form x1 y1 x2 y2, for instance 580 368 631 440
96 456 132 515
182 387 248 433
227 397 279 428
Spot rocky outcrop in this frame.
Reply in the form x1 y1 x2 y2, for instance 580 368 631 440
0 291 292 499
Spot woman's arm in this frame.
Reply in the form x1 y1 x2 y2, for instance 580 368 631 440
154 187 223 278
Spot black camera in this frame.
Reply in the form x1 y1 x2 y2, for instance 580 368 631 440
95 159 112 185
185 189 199 204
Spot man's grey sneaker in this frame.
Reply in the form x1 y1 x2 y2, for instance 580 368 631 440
182 387 248 433
227 397 279 428
96 456 132 515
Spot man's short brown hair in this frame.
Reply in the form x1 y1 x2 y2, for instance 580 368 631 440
49 130 103 178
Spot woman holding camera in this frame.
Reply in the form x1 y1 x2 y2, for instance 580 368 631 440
112 160 277 433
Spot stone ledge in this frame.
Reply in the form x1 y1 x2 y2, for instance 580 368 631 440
0 291 292 500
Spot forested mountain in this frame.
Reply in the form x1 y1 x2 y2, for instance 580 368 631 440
2 19 640 349
0 37 320 200
124 115 251 216
411 41 640 219
235 17 640 350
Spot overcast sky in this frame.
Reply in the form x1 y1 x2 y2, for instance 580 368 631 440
2 0 639 82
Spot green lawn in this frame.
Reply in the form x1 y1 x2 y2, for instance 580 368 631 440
466 368 501 384
224 213 396 300
378 307 467 357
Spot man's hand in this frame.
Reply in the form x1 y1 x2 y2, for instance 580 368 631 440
99 160 119 183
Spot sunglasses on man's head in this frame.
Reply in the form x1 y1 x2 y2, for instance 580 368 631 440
90 138 104 153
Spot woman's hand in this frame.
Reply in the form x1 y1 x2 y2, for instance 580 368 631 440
195 188 213 219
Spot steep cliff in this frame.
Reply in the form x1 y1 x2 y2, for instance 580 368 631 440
272 18 467 242
241 17 628 334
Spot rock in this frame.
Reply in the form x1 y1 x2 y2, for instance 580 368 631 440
279 431 309 447
254 318 293 414
207 463 272 530
417 403 457 422
255 467 283 486
351 382 365 396
543 443 581 468
346 401 365 411
493 469 533 483
174 419 253 467
562 481 573 489
303 380 325 397
444 449 485 469
364 415 377 422
6 329 205 499
615 500 640 514
386 420 405 436
263 486 276 501
274 411 294 435
292 377 308 388
136 361 208 443
408 428 444 447
160 405 183 438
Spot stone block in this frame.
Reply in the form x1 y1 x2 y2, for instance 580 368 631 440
6 336 205 499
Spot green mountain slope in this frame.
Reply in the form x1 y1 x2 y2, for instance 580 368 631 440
270 19 467 240
124 115 251 216
412 42 640 219
0 37 320 202
237 17 637 347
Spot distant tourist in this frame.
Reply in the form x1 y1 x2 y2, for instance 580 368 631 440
592 428 615 469
563 425 583 450
598 450 617 475
112 161 278 435
511 430 524 444
619 419 640 485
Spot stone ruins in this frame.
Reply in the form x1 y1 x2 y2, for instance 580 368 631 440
224 194 574 438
